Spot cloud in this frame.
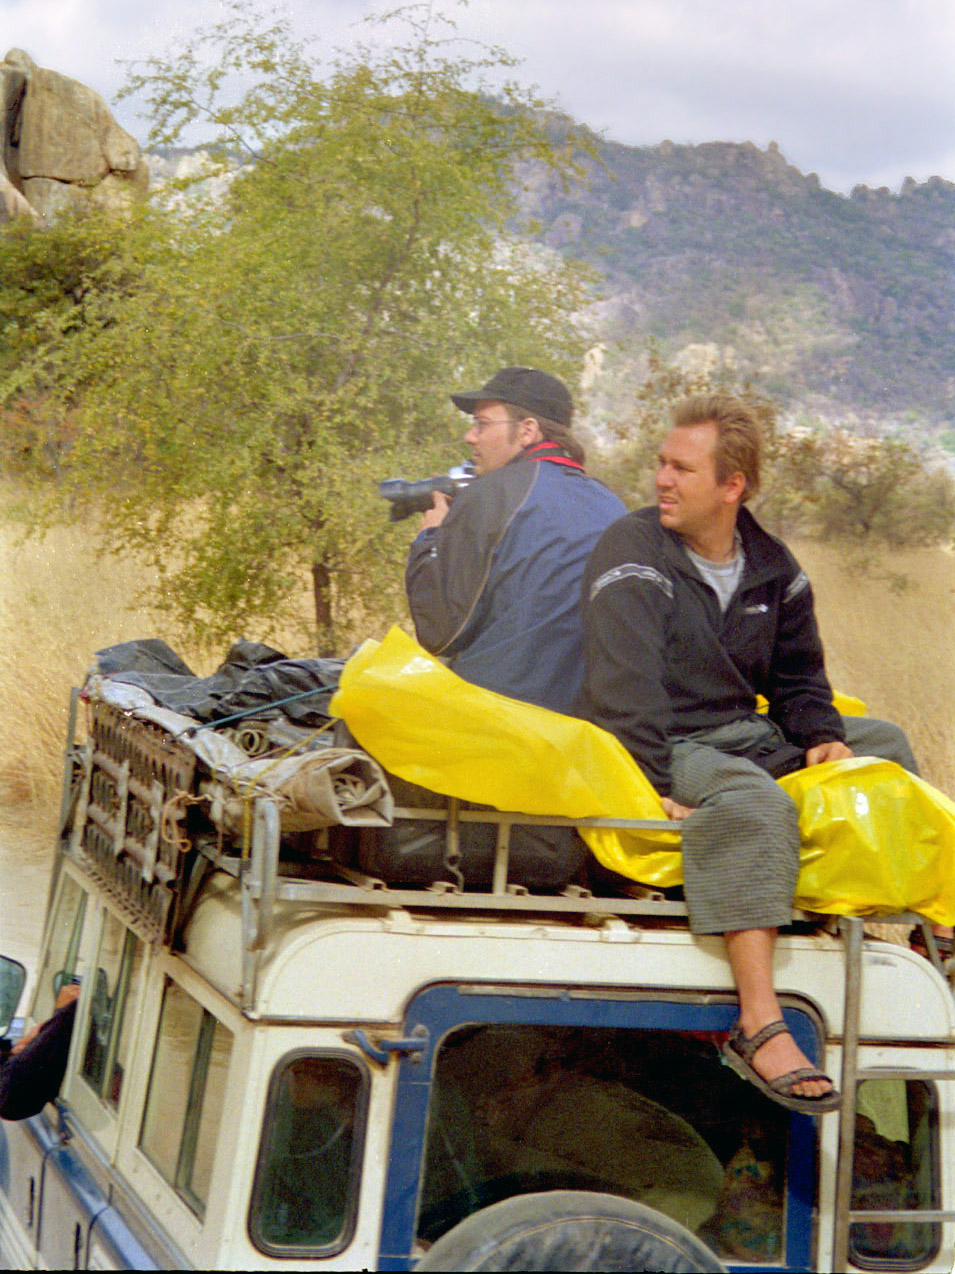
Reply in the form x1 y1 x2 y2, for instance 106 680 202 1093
449 0 955 191
1 0 951 193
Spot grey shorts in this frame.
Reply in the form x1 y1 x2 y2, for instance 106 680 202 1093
667 715 916 934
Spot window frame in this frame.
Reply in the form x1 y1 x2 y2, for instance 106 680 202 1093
58 891 151 1158
78 916 142 1111
378 983 823 1272
247 1047 370 1260
29 867 89 1026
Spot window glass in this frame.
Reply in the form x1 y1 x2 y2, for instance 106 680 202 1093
0 956 24 1034
33 874 87 1024
105 937 144 1110
139 980 234 1219
80 911 142 1107
189 1017 233 1204
851 1079 940 1266
250 1055 364 1254
140 982 200 1180
418 1024 789 1265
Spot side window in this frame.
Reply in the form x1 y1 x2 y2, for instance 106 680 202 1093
139 979 233 1219
249 1053 366 1256
851 1079 940 1267
32 873 88 1024
79 910 144 1109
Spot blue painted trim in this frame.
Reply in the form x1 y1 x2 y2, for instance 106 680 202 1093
89 1206 161 1270
42 1143 109 1253
27 1119 162 1269
23 1111 61 1156
377 984 821 1272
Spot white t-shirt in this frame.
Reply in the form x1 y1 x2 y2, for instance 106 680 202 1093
685 536 745 613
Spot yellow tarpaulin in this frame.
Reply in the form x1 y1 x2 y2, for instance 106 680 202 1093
330 627 955 925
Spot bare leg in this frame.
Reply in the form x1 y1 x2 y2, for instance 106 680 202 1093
725 927 834 1098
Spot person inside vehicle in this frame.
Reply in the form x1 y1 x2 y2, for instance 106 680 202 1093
406 365 626 716
0 981 79 1120
421 1025 725 1240
579 393 918 1115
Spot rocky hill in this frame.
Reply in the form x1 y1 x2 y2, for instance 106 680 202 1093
5 42 944 442
148 130 954 447
0 49 147 222
516 126 954 444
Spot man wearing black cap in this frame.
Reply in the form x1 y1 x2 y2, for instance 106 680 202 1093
406 366 625 716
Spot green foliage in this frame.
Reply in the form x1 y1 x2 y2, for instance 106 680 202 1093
0 206 160 479
1 2 593 652
592 349 954 554
763 428 955 548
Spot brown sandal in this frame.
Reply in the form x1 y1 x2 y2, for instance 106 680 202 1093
722 1020 841 1115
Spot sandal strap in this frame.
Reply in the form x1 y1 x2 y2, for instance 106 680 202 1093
731 1019 790 1063
771 1066 830 1097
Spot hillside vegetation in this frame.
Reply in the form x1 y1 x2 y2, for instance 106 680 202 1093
150 128 955 441
517 131 954 437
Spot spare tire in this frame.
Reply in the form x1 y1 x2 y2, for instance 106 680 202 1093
413 1189 727 1272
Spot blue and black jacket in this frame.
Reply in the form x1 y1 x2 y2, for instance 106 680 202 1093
406 443 626 716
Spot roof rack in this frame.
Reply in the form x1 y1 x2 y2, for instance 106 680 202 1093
60 692 827 988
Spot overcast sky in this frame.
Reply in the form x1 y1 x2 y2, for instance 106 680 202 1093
4 0 953 194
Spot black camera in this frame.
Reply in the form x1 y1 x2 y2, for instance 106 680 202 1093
378 462 475 522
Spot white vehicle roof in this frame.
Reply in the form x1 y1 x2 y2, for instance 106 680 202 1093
180 873 955 1040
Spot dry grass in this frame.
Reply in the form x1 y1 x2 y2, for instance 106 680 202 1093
0 516 174 826
793 539 955 798
0 500 311 977
0 495 313 824
0 499 952 828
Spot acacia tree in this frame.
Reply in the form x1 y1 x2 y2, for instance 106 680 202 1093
762 427 955 547
4 2 593 652
0 207 154 483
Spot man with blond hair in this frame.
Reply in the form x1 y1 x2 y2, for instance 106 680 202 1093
580 393 916 1114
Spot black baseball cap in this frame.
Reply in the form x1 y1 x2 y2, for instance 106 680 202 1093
450 366 573 427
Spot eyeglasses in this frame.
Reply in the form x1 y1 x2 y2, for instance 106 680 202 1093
470 414 515 433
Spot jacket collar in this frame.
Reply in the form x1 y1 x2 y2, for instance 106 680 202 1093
656 505 790 586
515 440 585 472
